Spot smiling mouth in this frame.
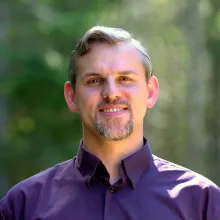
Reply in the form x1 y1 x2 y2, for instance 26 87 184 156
99 108 128 113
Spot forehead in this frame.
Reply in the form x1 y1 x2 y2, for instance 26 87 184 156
76 42 145 75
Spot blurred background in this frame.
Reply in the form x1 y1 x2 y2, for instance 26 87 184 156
0 0 220 197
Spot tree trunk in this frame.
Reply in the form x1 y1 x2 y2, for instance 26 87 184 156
205 0 220 184
179 0 207 175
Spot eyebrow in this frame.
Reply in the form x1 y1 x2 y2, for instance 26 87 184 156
118 71 138 76
80 71 138 81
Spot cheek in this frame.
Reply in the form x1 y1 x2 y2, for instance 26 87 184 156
76 90 99 115
77 89 95 106
132 94 147 117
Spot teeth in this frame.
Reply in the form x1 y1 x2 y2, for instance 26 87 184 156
103 108 124 112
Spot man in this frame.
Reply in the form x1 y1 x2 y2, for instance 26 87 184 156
1 26 220 220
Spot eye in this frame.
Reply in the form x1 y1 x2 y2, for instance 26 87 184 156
118 76 132 82
87 78 103 85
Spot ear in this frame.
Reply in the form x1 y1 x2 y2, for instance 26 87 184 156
64 81 78 112
146 75 159 108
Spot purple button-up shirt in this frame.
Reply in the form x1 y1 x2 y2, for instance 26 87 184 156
1 137 220 220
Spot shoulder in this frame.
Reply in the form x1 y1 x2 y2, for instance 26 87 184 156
153 154 219 189
9 158 74 192
0 158 76 219
152 155 219 190
152 155 220 219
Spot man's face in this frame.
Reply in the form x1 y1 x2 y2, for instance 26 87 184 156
65 42 158 141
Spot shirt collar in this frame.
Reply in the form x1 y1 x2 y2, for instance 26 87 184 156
122 137 153 189
76 140 101 186
76 137 153 189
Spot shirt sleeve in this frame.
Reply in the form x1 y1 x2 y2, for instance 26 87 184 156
206 185 220 220
0 196 14 220
0 185 25 220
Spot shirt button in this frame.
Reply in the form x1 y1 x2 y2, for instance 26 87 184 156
109 186 117 193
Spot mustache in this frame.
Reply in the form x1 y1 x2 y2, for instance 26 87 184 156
97 100 131 109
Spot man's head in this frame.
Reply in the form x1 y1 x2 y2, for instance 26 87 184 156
64 26 158 141
68 26 153 90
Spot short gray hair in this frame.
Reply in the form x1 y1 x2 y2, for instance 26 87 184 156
68 26 152 89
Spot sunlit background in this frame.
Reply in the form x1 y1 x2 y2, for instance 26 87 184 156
1 0 220 197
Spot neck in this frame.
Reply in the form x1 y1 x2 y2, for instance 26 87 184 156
82 130 144 184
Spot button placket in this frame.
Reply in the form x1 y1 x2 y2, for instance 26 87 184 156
109 186 117 193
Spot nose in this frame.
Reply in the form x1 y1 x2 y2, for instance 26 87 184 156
102 78 122 101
